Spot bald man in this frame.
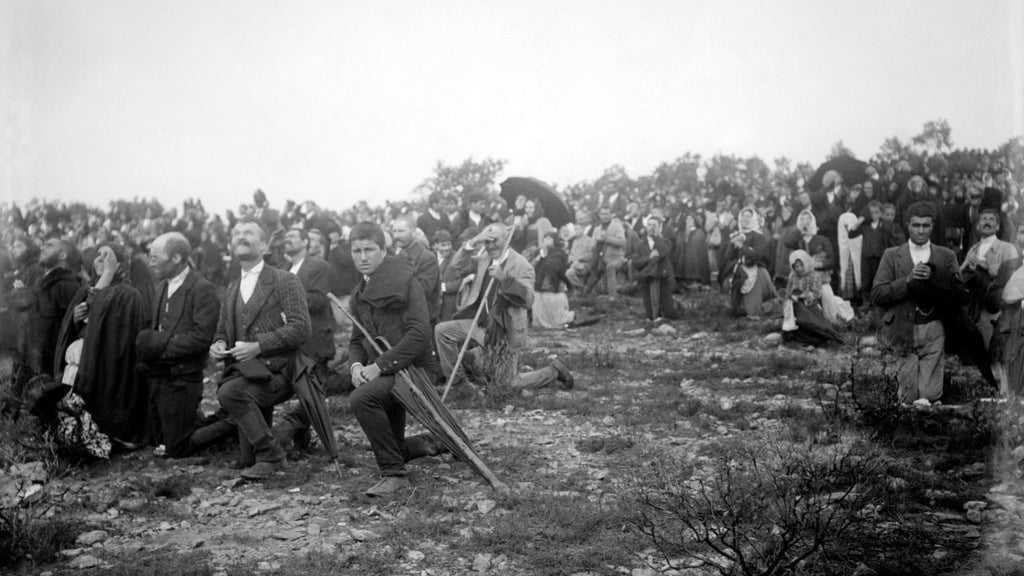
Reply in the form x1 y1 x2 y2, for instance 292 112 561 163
137 232 221 457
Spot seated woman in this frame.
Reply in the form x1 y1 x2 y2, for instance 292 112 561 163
531 232 575 329
782 250 844 348
511 199 553 261
54 242 149 449
784 209 853 323
720 207 776 319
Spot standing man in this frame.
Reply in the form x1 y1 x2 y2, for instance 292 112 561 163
34 238 82 377
137 232 221 458
872 202 964 406
435 223 573 392
391 215 441 325
209 217 310 479
588 207 628 296
346 222 445 496
417 191 452 244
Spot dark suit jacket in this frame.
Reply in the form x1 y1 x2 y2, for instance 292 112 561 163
417 211 451 245
397 241 440 323
291 257 335 362
215 264 311 374
136 268 221 376
633 236 673 280
348 255 432 375
871 243 963 346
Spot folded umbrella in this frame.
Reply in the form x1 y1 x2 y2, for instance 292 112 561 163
290 352 345 480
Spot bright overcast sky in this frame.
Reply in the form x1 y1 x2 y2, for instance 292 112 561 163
2 0 1023 216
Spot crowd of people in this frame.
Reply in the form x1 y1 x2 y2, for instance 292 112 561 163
2 149 1024 494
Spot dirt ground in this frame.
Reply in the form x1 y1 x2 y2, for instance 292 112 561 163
4 291 1024 576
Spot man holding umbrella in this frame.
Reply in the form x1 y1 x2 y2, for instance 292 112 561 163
347 222 447 497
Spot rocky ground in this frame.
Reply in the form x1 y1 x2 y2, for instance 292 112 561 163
4 291 1024 575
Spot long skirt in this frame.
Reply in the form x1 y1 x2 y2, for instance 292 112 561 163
783 300 844 346
730 267 777 317
532 291 574 329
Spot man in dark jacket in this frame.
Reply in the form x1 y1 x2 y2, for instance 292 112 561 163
633 214 674 323
137 232 221 458
391 215 441 324
417 191 453 245
346 222 443 497
34 238 82 377
872 201 964 406
272 227 336 454
209 217 310 479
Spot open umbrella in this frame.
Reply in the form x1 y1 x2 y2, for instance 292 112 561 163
807 155 871 192
499 177 574 228
290 352 344 479
328 294 509 493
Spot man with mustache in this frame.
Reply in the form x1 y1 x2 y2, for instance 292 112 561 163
209 217 310 479
959 203 1020 390
33 237 82 377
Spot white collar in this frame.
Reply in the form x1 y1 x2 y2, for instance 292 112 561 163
909 241 931 252
168 266 189 285
242 259 265 278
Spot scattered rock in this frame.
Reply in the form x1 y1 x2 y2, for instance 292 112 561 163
631 568 658 576
601 416 615 426
76 530 108 546
472 553 493 572
859 335 878 348
763 332 782 347
406 550 425 562
476 500 497 514
349 528 377 542
653 324 676 335
11 462 48 483
68 555 103 569
307 523 321 535
272 530 304 541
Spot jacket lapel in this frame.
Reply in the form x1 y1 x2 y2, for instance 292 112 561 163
162 271 194 335
242 266 274 335
224 275 241 343
153 280 168 329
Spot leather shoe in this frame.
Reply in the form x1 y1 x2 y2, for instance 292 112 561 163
240 460 284 480
551 359 574 390
365 475 411 497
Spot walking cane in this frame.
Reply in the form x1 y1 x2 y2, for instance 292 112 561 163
441 223 519 402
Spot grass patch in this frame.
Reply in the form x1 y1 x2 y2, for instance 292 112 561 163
576 436 635 454
465 491 636 575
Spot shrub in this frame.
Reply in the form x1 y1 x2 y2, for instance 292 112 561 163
633 439 883 576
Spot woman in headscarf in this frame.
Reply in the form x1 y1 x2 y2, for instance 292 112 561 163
781 250 844 347
720 206 775 318
53 241 150 448
784 209 854 323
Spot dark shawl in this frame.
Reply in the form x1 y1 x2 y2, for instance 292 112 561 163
54 276 149 443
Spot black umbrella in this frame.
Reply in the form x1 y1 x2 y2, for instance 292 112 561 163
807 155 871 192
328 294 509 493
290 352 344 479
499 177 574 228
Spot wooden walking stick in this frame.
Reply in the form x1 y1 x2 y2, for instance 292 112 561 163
440 223 519 402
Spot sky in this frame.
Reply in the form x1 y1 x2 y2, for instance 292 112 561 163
2 0 1023 216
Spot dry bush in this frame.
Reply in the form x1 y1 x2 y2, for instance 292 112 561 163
633 438 883 576
469 342 519 408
